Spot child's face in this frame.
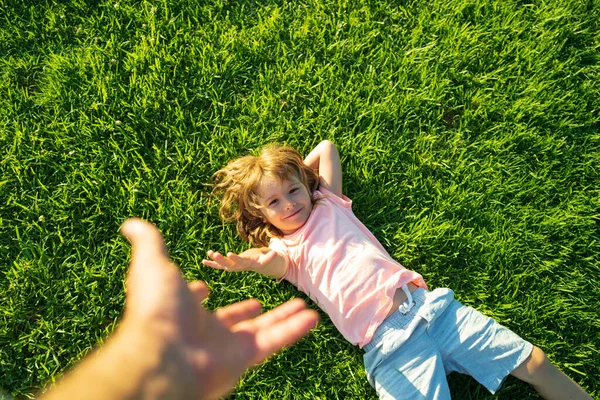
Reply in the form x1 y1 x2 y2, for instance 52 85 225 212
256 175 313 235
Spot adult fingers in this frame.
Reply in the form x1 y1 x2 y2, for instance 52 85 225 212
235 299 309 332
214 299 262 329
188 280 209 303
251 309 319 364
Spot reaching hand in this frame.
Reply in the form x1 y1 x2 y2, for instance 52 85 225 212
202 248 277 272
41 219 319 400
120 219 318 399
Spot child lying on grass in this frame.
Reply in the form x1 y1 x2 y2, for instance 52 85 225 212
203 140 591 399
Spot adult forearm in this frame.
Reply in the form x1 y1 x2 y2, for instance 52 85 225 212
40 327 172 400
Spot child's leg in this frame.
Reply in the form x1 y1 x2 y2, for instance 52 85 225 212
510 346 592 400
365 320 452 399
422 294 591 398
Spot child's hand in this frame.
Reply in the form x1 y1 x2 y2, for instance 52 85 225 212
202 249 277 273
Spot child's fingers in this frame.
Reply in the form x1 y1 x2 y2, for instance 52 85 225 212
207 251 237 268
201 259 227 270
225 253 251 269
203 251 247 271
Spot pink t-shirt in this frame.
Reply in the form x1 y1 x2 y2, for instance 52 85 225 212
269 187 427 348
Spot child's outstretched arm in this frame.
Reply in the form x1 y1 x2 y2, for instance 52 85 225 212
304 140 343 198
202 248 288 280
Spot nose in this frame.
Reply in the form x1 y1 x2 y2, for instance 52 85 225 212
284 197 296 209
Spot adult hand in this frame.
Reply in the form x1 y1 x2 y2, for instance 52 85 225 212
41 218 319 400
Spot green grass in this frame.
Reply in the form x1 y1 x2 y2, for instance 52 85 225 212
1 0 599 398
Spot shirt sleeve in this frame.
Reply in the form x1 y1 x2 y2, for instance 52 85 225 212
268 238 296 284
315 186 353 209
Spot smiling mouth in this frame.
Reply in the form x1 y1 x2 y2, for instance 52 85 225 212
284 208 302 219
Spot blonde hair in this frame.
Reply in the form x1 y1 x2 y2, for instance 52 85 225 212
212 144 319 247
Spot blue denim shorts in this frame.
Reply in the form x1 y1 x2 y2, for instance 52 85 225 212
363 288 533 399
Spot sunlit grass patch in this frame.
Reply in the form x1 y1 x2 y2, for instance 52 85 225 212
1 0 599 398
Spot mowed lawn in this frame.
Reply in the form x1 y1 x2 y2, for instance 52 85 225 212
1 0 599 398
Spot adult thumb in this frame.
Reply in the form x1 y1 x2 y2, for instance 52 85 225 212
120 218 175 302
120 218 169 268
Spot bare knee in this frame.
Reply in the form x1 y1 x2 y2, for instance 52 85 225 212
511 346 553 386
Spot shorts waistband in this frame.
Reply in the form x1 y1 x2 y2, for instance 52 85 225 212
363 287 428 353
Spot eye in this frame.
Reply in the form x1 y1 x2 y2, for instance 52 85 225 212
290 188 298 194
269 199 279 206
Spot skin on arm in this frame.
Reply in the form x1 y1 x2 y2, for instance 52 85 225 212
202 247 288 280
303 140 343 198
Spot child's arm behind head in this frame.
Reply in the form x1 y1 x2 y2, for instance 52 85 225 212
304 140 343 198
